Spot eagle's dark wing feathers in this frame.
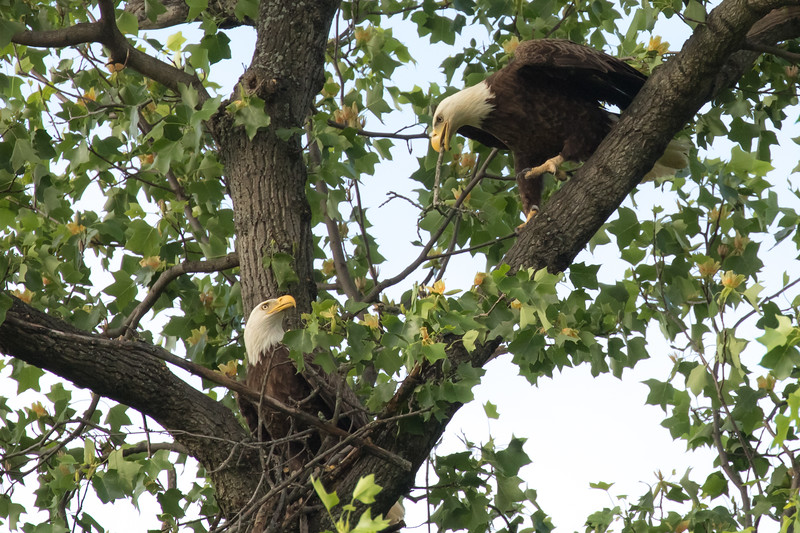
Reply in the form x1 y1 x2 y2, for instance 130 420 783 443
513 39 646 108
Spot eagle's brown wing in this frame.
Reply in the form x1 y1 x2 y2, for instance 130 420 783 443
238 345 369 441
512 38 647 109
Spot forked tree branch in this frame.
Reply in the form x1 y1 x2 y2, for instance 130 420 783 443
12 0 209 101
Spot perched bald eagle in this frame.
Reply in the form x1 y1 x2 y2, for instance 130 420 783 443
237 295 368 465
237 296 405 524
430 38 689 220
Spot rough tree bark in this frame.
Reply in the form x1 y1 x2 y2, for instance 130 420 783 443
2 0 800 531
212 0 339 319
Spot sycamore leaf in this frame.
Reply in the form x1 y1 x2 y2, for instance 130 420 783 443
310 476 340 511
353 474 382 505
351 509 391 533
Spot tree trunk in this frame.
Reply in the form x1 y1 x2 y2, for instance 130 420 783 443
212 0 340 320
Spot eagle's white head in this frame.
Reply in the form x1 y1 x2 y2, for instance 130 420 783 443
243 295 297 365
430 81 494 152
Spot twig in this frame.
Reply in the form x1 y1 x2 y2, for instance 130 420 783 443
545 3 575 38
352 179 379 285
744 39 800 62
104 253 239 338
327 120 428 140
432 148 445 206
362 148 499 303
426 232 516 260
379 191 424 210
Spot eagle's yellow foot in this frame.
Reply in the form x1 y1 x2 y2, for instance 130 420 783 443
522 155 567 181
516 205 539 232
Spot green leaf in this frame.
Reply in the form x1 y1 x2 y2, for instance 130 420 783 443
234 0 259 20
116 11 139 35
11 360 45 393
157 488 186 518
107 450 142 492
125 219 161 256
606 207 640 248
462 329 479 352
0 293 12 326
351 509 391 533
166 31 187 52
84 437 96 465
757 315 795 351
310 475 340 511
483 401 499 419
0 494 26 530
701 472 728 499
687 363 710 396
493 437 530 477
353 474 382 505
233 100 271 140
644 379 675 411
264 252 299 289
421 342 447 363
186 0 208 20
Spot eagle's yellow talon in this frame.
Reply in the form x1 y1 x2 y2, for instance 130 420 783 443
516 206 539 232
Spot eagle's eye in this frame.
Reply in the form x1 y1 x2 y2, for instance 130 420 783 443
435 115 443 123
261 302 270 310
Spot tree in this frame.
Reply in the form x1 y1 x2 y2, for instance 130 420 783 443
1 0 799 531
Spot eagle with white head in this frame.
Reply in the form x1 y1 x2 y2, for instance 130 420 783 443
237 296 404 525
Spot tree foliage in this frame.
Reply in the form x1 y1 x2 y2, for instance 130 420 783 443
0 0 799 531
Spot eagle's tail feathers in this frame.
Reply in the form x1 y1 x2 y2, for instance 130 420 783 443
644 138 692 180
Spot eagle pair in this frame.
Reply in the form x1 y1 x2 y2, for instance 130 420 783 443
241 39 688 437
236 37 687 526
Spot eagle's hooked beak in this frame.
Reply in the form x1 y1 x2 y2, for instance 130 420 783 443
269 295 296 315
430 120 450 153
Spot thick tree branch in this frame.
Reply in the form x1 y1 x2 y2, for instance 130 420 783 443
11 23 104 47
123 0 251 30
12 0 209 101
0 296 259 518
503 0 800 273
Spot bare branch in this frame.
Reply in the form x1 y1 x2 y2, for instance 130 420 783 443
362 149 499 303
352 179 379 285
12 23 104 47
327 120 428 140
744 38 800 61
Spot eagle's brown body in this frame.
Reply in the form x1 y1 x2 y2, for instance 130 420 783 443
236 296 368 468
430 39 684 217
239 344 315 446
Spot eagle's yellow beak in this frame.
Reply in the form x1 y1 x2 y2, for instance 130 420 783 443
430 121 450 153
269 295 296 314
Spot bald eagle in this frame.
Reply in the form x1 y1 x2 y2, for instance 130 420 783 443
430 38 689 221
237 295 368 465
